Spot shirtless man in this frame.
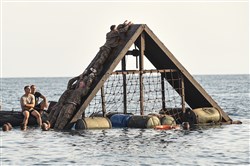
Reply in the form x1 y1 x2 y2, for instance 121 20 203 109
20 85 42 130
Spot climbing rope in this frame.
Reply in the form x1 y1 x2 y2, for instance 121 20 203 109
85 70 190 122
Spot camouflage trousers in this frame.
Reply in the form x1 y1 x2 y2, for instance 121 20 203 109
53 103 77 130
92 46 111 74
49 86 90 129
48 89 73 128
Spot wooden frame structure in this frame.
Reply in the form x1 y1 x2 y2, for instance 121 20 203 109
67 24 232 128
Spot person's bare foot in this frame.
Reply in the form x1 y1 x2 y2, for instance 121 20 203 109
20 123 27 131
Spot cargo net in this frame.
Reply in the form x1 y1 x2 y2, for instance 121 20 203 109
85 70 189 124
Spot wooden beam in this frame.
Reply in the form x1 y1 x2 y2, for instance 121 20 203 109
143 25 231 122
101 86 106 117
139 33 145 115
122 57 127 114
112 69 178 75
180 74 186 114
161 73 166 110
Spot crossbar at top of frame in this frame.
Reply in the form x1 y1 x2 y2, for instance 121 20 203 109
111 69 178 75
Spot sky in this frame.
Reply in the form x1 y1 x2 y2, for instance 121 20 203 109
0 0 249 77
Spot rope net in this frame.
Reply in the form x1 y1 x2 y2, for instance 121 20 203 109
85 70 190 123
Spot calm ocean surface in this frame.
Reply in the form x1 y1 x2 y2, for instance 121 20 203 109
1 75 250 165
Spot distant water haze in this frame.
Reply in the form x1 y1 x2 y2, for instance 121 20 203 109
1 1 248 77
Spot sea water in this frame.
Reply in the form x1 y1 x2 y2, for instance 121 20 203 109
0 75 249 165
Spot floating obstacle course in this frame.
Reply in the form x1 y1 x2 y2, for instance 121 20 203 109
61 24 234 130
1 24 237 130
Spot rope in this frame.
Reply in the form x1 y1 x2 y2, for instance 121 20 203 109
84 70 189 123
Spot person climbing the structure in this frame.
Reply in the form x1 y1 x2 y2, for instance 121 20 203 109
90 20 133 76
48 20 133 130
53 81 90 129
49 76 93 129
67 20 133 90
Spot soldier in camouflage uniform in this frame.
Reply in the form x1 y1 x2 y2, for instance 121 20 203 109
67 20 133 90
53 81 90 129
91 20 132 74
49 75 94 129
49 21 132 130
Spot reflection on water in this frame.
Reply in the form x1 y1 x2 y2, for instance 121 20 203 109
1 75 250 165
1 121 250 165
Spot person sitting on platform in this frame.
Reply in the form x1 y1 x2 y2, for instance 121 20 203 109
20 85 42 130
30 85 48 114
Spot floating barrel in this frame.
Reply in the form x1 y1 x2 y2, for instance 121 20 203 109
75 117 112 130
106 112 133 119
160 115 176 126
127 115 161 128
110 114 132 127
192 107 222 124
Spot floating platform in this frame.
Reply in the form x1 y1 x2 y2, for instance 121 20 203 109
0 101 56 127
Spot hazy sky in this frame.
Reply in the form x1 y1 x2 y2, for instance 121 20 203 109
1 0 249 77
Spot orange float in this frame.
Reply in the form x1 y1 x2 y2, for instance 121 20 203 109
154 125 180 130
